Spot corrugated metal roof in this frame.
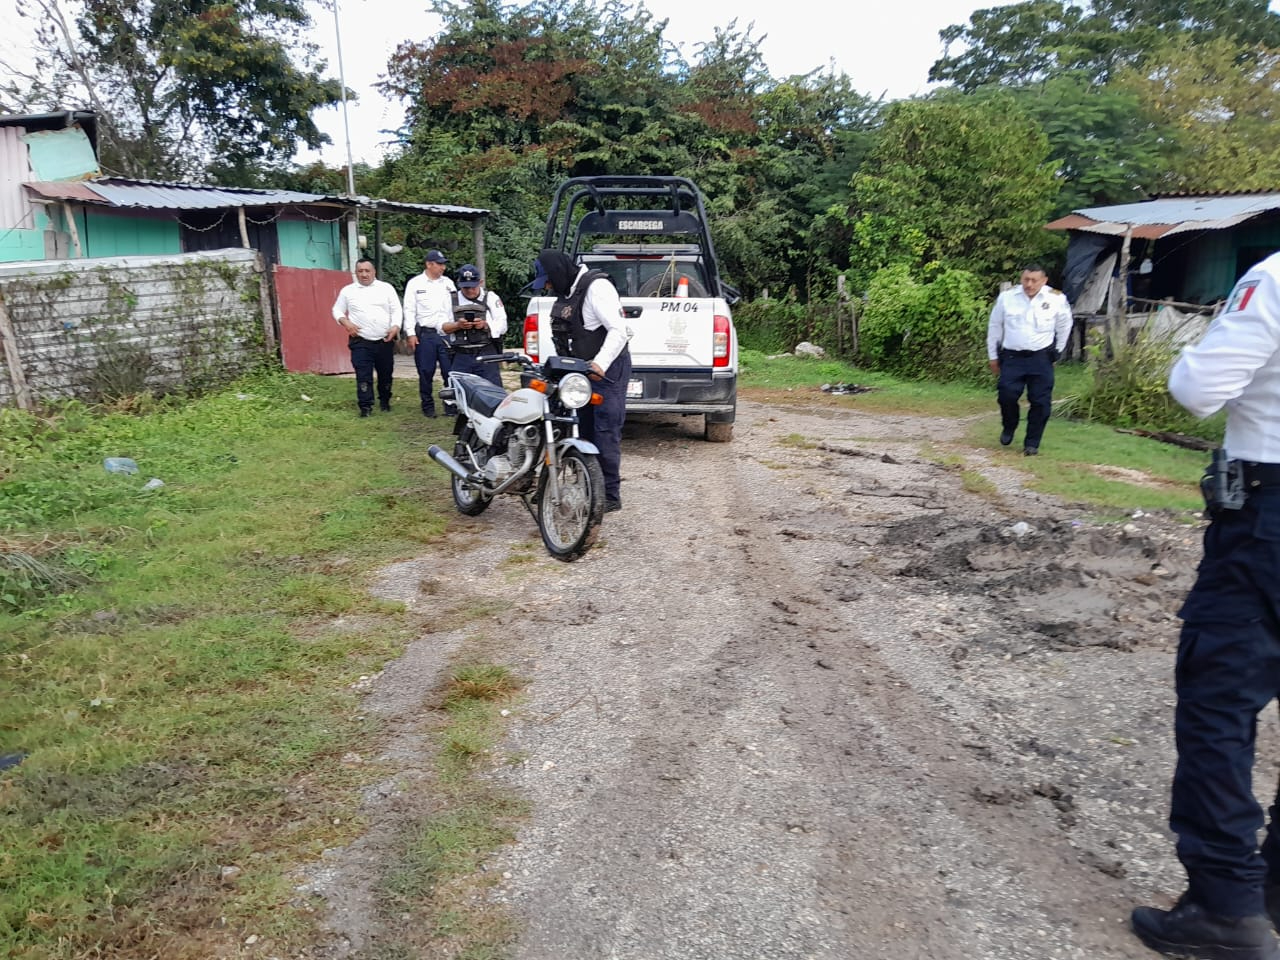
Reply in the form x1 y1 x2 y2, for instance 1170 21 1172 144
1047 194 1280 237
22 176 489 219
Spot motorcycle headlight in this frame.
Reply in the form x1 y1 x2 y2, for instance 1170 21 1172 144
557 373 592 409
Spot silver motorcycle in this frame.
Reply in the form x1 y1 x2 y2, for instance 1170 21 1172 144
427 353 606 561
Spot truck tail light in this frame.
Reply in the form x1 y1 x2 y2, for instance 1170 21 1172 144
524 312 540 362
713 314 730 367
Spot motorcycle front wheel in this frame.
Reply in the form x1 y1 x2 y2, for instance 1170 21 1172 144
536 449 604 561
451 438 491 516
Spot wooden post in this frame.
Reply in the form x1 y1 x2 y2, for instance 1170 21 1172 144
62 202 83 258
238 207 251 248
836 274 846 356
0 291 34 410
1106 226 1133 358
255 252 277 357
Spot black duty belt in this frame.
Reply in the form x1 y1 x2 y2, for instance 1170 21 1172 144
1002 346 1050 358
1238 461 1280 489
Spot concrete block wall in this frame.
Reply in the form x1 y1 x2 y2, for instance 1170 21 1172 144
0 249 272 408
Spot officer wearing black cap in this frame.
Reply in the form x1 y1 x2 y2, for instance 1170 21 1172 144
1132 250 1280 960
532 249 631 513
403 250 455 417
439 264 507 388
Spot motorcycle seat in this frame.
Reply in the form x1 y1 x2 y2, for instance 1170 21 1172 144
454 373 508 417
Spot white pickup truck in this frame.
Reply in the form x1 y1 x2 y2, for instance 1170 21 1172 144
522 177 739 442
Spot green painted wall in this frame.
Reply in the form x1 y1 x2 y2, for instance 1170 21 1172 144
79 210 181 258
277 218 342 269
0 206 56 263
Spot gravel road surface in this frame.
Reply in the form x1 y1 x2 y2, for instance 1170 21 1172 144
303 394 1280 960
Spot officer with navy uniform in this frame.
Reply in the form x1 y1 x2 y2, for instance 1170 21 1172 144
986 264 1073 456
1132 249 1280 960
532 249 631 513
439 264 507 388
403 250 455 418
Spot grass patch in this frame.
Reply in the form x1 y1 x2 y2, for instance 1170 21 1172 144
967 410 1205 512
739 350 993 418
369 662 527 959
0 371 461 959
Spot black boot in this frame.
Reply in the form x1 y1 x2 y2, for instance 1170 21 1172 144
1266 881 1280 931
1132 897 1279 960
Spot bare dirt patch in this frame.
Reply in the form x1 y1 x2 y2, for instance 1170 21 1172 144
298 396 1280 960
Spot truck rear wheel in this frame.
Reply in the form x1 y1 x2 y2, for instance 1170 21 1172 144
705 417 733 443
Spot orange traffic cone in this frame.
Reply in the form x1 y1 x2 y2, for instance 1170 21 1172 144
675 276 689 298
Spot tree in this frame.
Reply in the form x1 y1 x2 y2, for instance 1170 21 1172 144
930 0 1280 91
1112 35 1280 193
846 94 1061 291
1004 73 1171 212
1 0 342 182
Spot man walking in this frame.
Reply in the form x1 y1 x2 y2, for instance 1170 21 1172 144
332 258 401 417
1132 250 1280 960
986 264 1073 456
403 250 455 418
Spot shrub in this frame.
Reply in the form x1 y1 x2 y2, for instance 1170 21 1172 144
732 297 810 354
1058 322 1225 442
857 265 989 382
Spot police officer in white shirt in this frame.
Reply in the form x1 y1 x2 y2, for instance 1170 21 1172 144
403 250 456 418
332 258 402 417
438 263 508 388
533 249 631 513
1132 250 1280 960
987 264 1073 455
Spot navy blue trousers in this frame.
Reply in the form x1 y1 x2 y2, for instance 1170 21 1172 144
414 330 452 414
450 350 502 387
997 349 1055 448
578 350 631 503
1174 485 1280 917
349 337 394 412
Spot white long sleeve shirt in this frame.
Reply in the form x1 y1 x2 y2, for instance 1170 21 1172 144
572 265 629 370
1169 251 1280 462
402 272 456 335
987 285 1073 359
332 278 402 340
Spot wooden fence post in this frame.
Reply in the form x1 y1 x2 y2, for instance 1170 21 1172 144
0 291 34 410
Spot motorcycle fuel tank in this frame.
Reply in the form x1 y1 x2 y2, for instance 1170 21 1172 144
494 388 549 424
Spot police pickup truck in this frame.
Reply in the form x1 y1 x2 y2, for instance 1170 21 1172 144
522 176 739 442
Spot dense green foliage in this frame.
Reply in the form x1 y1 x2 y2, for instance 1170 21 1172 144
857 266 991 382
846 95 1062 288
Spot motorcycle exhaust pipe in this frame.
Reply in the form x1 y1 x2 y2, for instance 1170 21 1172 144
427 444 477 483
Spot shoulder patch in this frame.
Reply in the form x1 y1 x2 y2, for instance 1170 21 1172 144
1226 280 1259 313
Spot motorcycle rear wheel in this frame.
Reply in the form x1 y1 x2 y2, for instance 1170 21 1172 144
451 438 491 516
536 449 604 561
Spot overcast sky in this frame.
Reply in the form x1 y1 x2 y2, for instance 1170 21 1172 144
299 0 1020 168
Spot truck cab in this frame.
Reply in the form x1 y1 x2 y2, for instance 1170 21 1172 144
523 177 739 442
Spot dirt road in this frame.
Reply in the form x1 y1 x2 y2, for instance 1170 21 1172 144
311 395 1280 960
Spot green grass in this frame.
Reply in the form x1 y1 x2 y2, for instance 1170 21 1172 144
739 349 993 417
373 664 526 959
0 371 462 959
969 412 1206 513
